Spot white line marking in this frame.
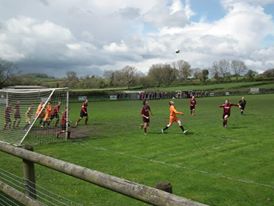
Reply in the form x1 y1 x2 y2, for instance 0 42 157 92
90 145 274 190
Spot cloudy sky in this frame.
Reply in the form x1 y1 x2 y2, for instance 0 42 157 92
0 0 274 77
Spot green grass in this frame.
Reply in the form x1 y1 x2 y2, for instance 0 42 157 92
1 94 274 206
69 80 274 93
144 81 274 92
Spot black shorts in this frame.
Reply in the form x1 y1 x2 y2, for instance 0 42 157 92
80 111 88 118
143 117 150 123
51 113 59 120
61 124 67 130
5 117 11 123
190 106 195 110
240 105 245 110
14 114 21 119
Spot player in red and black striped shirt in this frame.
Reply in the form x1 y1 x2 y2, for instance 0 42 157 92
75 99 88 127
50 101 61 127
4 104 12 130
189 96 197 116
140 100 152 135
56 107 71 138
219 99 239 128
13 101 21 128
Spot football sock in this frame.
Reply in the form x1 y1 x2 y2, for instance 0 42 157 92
180 125 185 131
223 119 227 127
163 126 169 131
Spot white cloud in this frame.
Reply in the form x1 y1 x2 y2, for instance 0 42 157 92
67 43 82 50
0 0 273 76
103 41 128 53
143 0 194 28
0 16 74 57
170 0 183 15
222 0 274 9
125 1 274 72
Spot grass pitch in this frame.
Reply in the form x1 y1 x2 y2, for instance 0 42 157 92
1 94 274 206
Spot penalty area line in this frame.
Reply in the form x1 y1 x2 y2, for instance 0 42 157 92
90 145 274 190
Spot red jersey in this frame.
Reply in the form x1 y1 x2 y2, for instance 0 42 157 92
52 104 61 115
81 102 88 113
190 99 196 107
5 106 12 118
141 105 151 117
61 111 67 125
219 103 238 115
14 103 20 116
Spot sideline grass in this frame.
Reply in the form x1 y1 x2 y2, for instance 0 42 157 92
0 94 274 206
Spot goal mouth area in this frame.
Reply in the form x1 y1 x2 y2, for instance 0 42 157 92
0 87 69 146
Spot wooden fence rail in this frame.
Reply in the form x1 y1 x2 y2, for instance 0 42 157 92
0 180 43 206
0 141 208 206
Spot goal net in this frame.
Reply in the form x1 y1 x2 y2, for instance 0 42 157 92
0 87 69 146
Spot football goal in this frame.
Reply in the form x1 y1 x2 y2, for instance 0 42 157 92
0 87 69 146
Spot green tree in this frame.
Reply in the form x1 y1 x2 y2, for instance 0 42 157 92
0 58 16 88
245 70 258 80
64 71 79 88
201 69 209 82
262 68 274 78
211 59 231 81
173 60 191 80
148 64 177 86
121 66 138 88
231 60 247 80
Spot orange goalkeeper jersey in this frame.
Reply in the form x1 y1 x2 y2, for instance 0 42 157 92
36 103 44 116
43 104 52 121
169 105 183 118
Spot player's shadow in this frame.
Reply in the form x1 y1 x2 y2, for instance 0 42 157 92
184 131 194 135
169 131 195 135
151 131 195 135
92 122 104 126
240 113 255 116
229 126 247 129
241 113 256 117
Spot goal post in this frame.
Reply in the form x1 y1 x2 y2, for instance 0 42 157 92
0 87 69 146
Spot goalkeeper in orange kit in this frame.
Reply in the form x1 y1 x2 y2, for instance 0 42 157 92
161 101 188 134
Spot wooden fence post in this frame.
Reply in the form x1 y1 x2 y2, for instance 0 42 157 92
22 145 36 199
0 142 208 206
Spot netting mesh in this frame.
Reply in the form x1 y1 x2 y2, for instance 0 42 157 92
0 88 69 146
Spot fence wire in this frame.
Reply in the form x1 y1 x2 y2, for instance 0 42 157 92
0 168 82 206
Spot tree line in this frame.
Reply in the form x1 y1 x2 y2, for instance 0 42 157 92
0 58 273 89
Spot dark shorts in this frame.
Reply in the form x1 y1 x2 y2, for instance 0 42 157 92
240 105 245 110
14 114 21 119
51 113 59 120
143 117 150 123
223 113 230 119
80 111 88 118
5 117 11 123
190 106 195 110
61 124 67 131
